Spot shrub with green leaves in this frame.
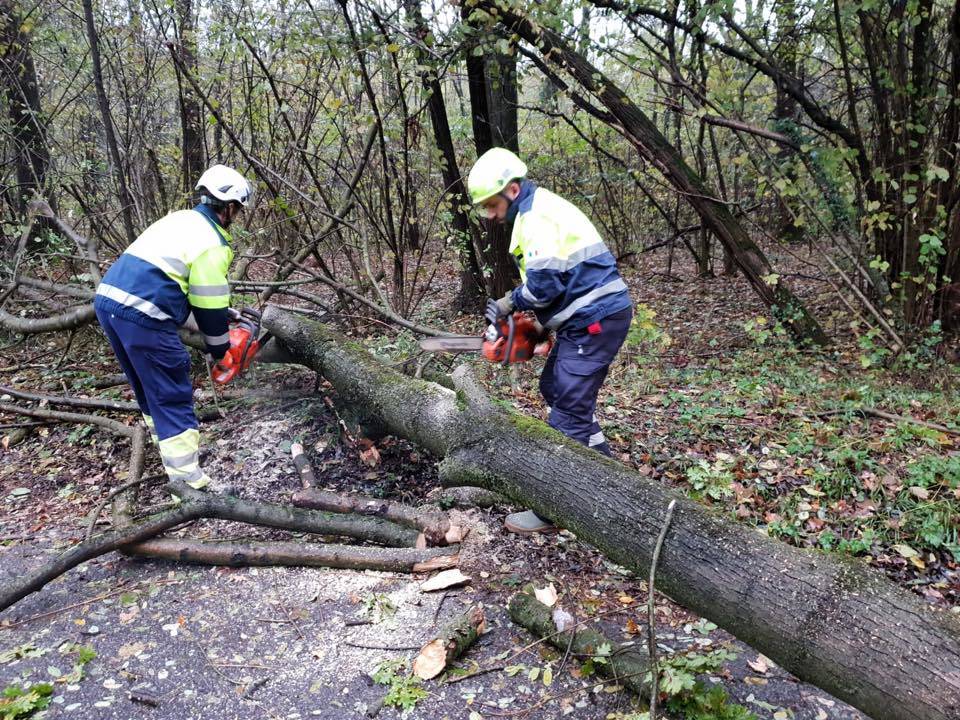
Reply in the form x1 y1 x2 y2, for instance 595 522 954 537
0 682 54 720
371 659 427 712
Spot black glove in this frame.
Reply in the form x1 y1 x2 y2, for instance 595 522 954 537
485 294 514 326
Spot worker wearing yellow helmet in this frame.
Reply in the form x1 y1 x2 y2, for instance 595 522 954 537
468 147 633 534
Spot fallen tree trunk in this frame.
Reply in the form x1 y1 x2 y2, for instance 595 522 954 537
263 305 960 720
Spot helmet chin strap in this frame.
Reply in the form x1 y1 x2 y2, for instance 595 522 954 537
498 181 522 211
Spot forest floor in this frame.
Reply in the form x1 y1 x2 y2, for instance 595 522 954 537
1 242 957 720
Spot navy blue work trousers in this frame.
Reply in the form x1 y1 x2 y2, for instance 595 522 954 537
94 302 197 442
539 307 632 456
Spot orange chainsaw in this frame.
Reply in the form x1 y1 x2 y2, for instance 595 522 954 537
212 307 271 385
419 312 553 364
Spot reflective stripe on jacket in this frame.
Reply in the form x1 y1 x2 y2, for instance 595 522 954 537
508 181 631 330
94 205 234 357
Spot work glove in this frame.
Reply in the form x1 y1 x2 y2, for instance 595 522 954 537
484 293 514 327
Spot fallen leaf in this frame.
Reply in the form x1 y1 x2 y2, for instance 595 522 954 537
117 642 146 661
892 543 919 558
747 655 770 674
359 444 380 467
534 584 558 607
420 569 471 592
908 486 930 500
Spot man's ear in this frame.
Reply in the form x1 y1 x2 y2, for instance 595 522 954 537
507 180 523 200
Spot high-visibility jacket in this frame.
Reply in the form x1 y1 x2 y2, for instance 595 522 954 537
507 181 631 330
94 204 234 358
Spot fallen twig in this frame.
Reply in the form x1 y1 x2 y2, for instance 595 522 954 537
797 406 960 436
648 499 677 720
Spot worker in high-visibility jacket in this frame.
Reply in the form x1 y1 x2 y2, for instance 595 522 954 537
93 165 252 490
468 148 633 533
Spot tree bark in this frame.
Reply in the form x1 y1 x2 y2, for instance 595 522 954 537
0 305 96 334
461 6 520 299
413 604 485 679
473 1 828 346
263 305 960 720
292 487 462 546
81 0 137 245
125 537 458 573
404 0 485 308
0 0 50 214
174 0 205 191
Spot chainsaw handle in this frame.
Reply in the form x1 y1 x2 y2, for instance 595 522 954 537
501 313 516 366
211 352 237 385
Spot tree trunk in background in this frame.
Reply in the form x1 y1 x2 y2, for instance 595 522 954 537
405 0 485 311
1 0 50 215
81 0 137 245
175 0 205 194
773 0 803 244
264 305 960 720
462 7 520 299
480 0 828 346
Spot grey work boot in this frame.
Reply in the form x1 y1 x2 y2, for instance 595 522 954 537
504 510 558 535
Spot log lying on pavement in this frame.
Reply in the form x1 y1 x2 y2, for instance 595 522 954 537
413 604 485 680
263 305 960 720
508 592 650 698
126 537 458 573
169 482 421 548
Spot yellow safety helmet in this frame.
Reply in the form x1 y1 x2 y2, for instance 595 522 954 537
467 147 528 204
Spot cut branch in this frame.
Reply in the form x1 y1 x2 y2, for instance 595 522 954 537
413 604 485 680
509 592 651 698
124 537 458 573
292 487 463 545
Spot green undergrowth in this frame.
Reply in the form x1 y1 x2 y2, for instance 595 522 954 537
607 332 960 599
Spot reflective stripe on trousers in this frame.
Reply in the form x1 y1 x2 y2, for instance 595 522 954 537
159 428 205 484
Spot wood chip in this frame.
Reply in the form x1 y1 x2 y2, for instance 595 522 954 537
420 569 471 592
534 583 558 607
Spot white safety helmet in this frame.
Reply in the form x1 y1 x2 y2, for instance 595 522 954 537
195 164 253 207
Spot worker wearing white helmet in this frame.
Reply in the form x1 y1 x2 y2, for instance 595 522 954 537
94 164 253 490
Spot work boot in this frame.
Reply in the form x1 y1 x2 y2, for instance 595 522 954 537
187 474 211 490
504 510 558 535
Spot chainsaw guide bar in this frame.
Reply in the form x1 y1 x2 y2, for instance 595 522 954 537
418 336 485 353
